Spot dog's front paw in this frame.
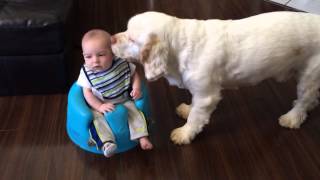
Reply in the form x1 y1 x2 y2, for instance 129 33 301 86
170 125 194 145
176 103 191 120
279 110 306 129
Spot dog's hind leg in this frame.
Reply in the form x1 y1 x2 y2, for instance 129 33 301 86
279 59 320 128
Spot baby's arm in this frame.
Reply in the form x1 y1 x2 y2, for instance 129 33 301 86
130 71 142 100
83 88 115 113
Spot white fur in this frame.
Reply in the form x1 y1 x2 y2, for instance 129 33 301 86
112 11 320 145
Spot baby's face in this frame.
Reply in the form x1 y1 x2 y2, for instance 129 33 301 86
82 38 113 71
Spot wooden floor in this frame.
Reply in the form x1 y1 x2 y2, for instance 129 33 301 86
1 0 320 179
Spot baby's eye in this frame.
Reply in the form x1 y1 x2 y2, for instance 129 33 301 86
84 55 92 59
98 53 106 57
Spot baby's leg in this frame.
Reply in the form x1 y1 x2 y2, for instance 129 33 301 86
92 110 117 157
92 111 116 143
123 101 153 150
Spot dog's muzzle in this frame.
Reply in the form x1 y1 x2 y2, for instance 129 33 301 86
146 72 164 81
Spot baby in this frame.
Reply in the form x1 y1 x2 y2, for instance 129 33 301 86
77 29 153 157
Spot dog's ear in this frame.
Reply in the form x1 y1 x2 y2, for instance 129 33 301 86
139 33 169 80
110 35 117 44
140 33 157 63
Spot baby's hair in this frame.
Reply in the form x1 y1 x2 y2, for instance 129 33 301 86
82 29 111 47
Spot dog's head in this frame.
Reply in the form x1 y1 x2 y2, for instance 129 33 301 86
112 11 173 81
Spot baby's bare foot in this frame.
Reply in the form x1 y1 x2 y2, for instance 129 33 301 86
139 137 153 150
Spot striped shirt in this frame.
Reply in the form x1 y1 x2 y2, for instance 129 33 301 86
82 58 131 100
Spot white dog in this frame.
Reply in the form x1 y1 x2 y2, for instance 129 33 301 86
111 11 320 145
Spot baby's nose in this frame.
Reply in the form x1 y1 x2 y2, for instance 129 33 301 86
92 55 99 62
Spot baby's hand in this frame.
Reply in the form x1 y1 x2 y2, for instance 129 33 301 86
98 103 115 113
130 88 142 100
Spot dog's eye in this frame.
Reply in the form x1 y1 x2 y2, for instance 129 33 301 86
128 37 135 43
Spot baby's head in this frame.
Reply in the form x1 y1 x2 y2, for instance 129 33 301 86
82 29 113 71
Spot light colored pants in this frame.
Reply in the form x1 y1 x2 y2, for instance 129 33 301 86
92 100 148 144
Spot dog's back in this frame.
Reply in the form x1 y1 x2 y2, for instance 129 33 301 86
220 12 320 85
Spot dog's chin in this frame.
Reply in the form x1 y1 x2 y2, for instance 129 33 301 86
146 72 164 81
127 57 140 63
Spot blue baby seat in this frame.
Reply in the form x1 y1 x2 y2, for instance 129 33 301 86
66 82 151 154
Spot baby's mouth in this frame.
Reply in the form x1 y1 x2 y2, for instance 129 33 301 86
92 66 102 71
